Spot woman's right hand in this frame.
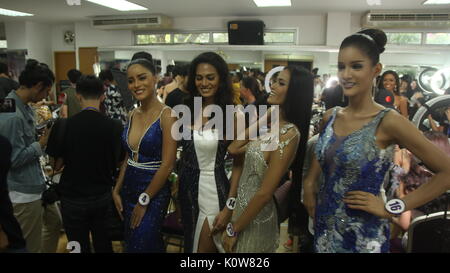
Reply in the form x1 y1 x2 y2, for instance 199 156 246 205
112 191 124 221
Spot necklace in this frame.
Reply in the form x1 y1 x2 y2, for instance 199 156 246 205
82 106 99 112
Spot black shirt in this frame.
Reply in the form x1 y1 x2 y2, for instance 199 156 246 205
46 110 124 198
0 77 19 99
165 88 189 108
374 88 395 109
322 85 348 110
0 135 26 250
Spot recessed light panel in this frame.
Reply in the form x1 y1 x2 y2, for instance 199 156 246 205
86 0 148 11
253 0 292 7
0 8 33 17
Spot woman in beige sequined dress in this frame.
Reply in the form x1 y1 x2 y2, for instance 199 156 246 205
222 66 314 253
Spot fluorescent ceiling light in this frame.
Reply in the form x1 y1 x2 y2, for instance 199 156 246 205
86 0 148 11
422 0 450 4
253 0 292 7
0 8 33 17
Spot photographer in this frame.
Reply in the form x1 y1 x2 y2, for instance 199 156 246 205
427 106 450 137
0 59 58 253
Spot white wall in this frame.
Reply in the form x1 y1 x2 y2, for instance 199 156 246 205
4 21 27 50
311 52 331 74
25 22 52 67
326 12 351 46
351 13 363 33
173 15 326 45
52 24 76 52
74 21 134 48
5 21 52 67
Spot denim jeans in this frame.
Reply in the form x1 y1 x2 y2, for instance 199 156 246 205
60 192 113 253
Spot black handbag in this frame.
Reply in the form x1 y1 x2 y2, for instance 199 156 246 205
42 118 67 206
42 160 60 206
41 175 59 206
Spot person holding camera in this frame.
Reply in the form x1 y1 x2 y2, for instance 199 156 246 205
427 107 450 138
0 60 57 253
46 75 124 253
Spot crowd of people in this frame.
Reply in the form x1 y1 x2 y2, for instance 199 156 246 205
0 28 450 254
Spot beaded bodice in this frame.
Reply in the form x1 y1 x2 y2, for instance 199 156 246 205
313 107 394 253
233 123 299 252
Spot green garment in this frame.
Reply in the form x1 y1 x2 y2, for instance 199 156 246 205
63 87 81 118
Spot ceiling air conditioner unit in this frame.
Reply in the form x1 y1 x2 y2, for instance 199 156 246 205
362 11 450 29
91 14 172 30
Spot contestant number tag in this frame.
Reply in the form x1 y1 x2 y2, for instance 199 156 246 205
226 197 236 210
139 192 150 206
385 199 405 215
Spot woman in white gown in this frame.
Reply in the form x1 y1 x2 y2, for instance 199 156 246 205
177 52 242 253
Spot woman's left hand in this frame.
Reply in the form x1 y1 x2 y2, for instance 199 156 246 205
222 232 237 253
210 209 232 236
130 204 148 229
343 191 391 218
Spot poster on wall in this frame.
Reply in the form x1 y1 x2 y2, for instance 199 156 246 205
6 50 27 82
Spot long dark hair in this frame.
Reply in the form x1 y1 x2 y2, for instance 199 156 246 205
185 52 234 126
241 76 262 101
282 66 314 216
378 70 401 96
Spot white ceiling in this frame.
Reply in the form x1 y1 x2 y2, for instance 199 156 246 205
0 0 449 23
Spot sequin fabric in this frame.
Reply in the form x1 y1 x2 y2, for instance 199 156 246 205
120 110 170 252
178 129 230 253
314 107 394 253
104 84 127 127
233 123 299 253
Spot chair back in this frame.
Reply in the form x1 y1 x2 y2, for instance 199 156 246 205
406 211 450 253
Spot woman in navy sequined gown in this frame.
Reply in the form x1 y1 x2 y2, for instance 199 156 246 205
112 59 177 252
176 52 241 253
303 29 450 253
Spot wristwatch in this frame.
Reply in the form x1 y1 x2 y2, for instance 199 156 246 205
226 197 236 210
385 198 406 216
226 222 238 237
138 192 151 206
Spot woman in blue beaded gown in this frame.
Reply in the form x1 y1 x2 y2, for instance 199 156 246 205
176 52 242 253
303 28 450 253
223 66 314 253
112 58 177 252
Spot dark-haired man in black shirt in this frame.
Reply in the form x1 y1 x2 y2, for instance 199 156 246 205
165 64 190 108
46 75 124 253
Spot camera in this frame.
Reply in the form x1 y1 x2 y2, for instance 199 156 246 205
0 98 16 113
